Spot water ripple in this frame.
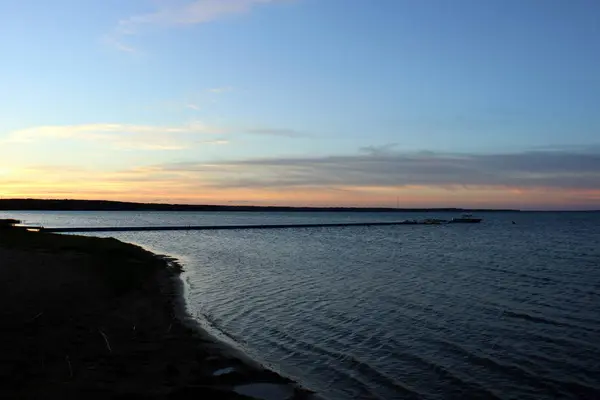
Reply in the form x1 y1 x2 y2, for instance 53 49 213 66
23 210 599 400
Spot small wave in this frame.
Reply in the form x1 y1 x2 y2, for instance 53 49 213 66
375 338 505 399
429 336 574 397
503 310 600 334
503 310 568 327
153 212 600 400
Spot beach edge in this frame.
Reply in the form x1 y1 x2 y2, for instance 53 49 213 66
0 228 317 399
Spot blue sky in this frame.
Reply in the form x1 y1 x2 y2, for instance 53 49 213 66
1 0 599 209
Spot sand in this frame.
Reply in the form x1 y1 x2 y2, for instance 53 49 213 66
0 228 316 399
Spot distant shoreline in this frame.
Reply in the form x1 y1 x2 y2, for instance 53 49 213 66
0 198 520 212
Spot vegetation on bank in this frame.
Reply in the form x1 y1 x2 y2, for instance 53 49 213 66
0 228 178 295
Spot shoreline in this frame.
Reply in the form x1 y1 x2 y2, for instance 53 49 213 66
157 252 291 381
151 252 317 399
0 198 522 212
0 227 316 399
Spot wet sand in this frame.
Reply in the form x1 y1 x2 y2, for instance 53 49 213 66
0 228 315 399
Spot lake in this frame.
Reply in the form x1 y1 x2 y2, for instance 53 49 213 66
5 211 600 399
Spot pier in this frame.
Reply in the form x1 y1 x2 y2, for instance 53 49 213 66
41 220 421 233
34 218 480 233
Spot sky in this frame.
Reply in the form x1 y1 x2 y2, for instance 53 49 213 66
1 0 599 210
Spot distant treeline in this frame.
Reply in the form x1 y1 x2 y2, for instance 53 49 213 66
0 199 520 212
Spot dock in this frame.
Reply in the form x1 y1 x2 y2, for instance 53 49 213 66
40 220 423 233
32 218 481 233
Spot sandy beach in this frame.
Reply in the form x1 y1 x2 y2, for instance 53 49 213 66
0 226 314 399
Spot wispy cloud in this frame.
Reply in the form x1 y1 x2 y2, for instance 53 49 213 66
110 0 287 51
359 143 398 156
5 148 600 208
3 123 222 150
208 86 234 94
101 30 141 54
199 139 230 145
115 42 137 53
149 148 600 191
246 128 308 138
120 0 284 29
2 122 307 151
186 103 202 110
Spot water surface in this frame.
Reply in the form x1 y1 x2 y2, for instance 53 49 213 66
5 211 600 399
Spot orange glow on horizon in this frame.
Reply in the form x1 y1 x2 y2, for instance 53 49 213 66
1 167 598 210
2 184 599 210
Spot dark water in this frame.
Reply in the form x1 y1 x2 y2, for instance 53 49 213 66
6 211 600 399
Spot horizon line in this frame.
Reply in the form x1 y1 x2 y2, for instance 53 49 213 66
0 197 598 212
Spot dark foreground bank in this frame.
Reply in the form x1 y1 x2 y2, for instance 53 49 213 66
0 227 314 399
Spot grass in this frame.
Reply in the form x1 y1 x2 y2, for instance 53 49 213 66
0 228 177 295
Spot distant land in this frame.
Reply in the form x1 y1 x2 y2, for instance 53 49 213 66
0 199 520 212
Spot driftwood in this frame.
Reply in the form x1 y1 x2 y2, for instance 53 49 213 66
98 330 112 353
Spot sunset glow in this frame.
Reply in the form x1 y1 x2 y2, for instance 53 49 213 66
1 1 599 210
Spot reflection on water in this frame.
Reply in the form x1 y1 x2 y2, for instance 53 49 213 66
5 211 600 399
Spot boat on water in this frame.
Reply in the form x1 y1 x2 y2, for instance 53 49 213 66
448 214 482 223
